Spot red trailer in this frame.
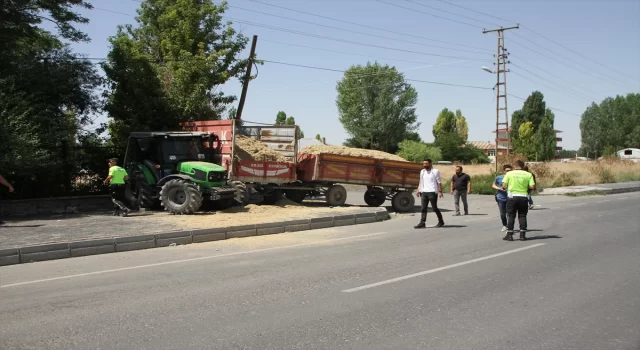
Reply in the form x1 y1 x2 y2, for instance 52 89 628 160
182 119 299 204
294 153 422 212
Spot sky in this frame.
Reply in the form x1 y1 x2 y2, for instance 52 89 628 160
50 0 640 150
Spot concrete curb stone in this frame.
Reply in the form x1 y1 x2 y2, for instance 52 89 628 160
1 207 390 266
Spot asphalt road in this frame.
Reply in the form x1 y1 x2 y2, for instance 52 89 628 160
1 193 639 350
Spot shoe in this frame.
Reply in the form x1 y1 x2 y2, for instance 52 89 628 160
453 213 461 216
435 222 445 228
501 226 508 232
503 232 514 241
414 223 426 229
112 210 120 216
529 205 534 209
464 212 469 215
122 209 131 217
519 231 527 241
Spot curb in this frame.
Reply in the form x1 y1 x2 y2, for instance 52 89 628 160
539 185 640 196
0 208 391 266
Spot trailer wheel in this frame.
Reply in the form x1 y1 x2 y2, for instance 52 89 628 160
263 189 283 205
364 188 386 207
391 191 415 213
326 185 347 206
284 190 307 203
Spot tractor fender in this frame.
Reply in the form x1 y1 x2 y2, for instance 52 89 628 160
157 174 194 187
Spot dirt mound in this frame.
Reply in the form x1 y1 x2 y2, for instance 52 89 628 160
235 136 287 162
274 197 302 206
299 144 407 161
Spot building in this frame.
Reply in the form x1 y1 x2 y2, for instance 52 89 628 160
617 148 640 162
492 128 564 152
466 141 508 163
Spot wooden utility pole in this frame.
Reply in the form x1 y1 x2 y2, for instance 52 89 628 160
235 35 258 121
483 25 518 173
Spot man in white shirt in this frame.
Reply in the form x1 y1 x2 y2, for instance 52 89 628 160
414 158 445 229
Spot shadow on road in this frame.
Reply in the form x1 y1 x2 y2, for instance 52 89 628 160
526 235 562 241
439 225 468 228
0 224 45 228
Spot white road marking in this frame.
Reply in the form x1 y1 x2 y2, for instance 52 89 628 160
1 231 390 289
342 243 546 293
619 197 628 200
602 200 610 202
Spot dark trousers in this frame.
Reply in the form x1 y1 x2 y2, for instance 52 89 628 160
453 189 468 214
109 185 129 212
420 192 444 224
506 196 529 232
497 199 507 227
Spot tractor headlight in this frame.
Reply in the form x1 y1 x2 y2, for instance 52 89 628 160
208 171 227 182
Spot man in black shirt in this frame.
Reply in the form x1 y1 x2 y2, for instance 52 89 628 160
450 165 471 216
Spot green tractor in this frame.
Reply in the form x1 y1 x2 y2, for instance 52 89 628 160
123 132 238 215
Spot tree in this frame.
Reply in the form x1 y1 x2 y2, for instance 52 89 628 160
432 108 457 140
0 1 103 197
535 110 557 161
275 111 287 125
518 122 536 159
455 109 469 141
511 91 556 160
102 0 251 146
580 93 640 156
396 140 442 163
433 132 489 164
336 62 420 154
315 134 322 141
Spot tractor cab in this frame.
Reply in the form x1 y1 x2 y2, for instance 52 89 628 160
123 132 237 214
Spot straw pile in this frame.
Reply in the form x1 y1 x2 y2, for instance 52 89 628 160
235 135 287 162
299 144 407 162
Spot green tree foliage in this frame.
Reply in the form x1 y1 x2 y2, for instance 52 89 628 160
102 0 250 146
455 109 469 142
433 108 468 142
432 108 457 140
433 132 489 164
315 134 322 141
396 140 442 163
518 122 536 159
579 93 640 157
275 111 287 125
510 91 556 160
336 62 420 154
0 1 103 197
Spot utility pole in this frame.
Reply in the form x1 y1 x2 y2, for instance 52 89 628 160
483 25 518 173
235 35 258 121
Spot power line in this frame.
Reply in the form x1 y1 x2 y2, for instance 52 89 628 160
261 39 480 69
91 7 492 62
508 38 629 91
262 60 493 90
403 0 500 27
510 70 592 104
243 0 491 52
434 0 518 26
228 5 491 55
226 17 493 62
510 63 597 102
374 0 482 29
433 0 638 87
520 25 640 85
511 32 632 89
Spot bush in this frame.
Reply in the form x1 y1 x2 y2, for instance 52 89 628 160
529 162 553 179
396 140 442 163
552 172 577 187
588 161 615 184
470 174 497 195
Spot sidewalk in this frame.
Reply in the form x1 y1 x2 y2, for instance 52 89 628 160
539 181 640 196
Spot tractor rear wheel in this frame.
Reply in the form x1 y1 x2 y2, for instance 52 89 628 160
160 179 203 215
139 181 161 209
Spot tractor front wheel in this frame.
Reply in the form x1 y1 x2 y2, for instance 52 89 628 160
160 179 203 215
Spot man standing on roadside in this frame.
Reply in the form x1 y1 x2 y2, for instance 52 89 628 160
414 158 445 229
501 160 535 241
0 174 14 226
492 164 512 232
104 158 131 217
450 165 471 216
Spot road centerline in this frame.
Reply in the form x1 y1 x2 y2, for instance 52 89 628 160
342 243 546 293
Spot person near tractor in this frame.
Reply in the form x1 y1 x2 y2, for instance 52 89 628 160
500 160 536 241
104 158 131 217
414 158 445 229
450 165 471 216
0 174 14 226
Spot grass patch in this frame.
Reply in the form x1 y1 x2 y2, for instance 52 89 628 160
470 174 498 195
616 171 640 182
